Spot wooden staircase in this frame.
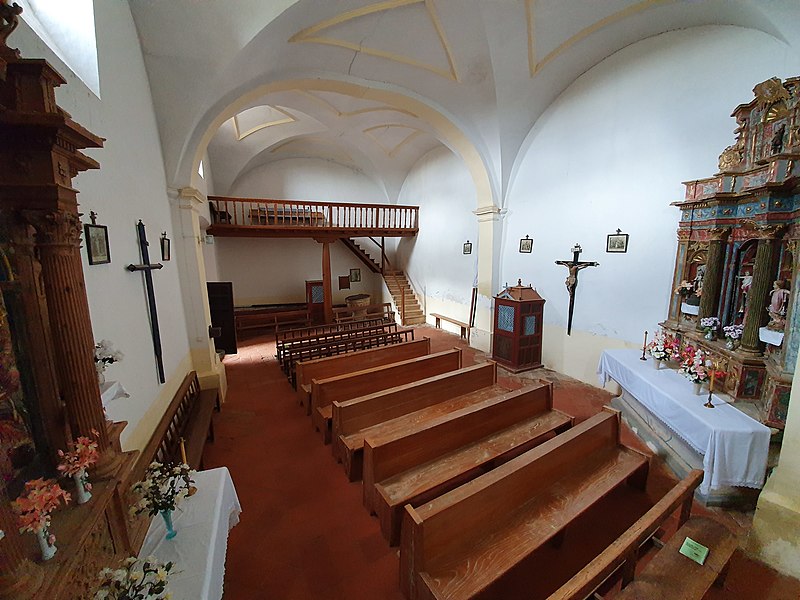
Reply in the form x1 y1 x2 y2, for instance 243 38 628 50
341 238 382 273
384 271 426 325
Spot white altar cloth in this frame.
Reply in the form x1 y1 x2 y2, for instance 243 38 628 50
597 349 769 495
139 467 241 600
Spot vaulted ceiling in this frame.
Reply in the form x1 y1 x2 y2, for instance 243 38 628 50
128 0 800 204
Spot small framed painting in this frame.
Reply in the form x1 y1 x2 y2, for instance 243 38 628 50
606 232 629 253
84 224 111 265
338 275 351 290
519 236 533 254
350 268 361 283
463 241 472 255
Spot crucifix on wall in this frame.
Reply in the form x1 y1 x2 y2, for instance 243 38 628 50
555 243 599 335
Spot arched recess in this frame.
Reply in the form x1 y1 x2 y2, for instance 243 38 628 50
174 78 497 211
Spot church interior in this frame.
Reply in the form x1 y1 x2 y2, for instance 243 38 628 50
1 0 800 598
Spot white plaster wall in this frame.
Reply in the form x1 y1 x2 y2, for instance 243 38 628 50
397 147 478 335
215 158 389 305
12 2 192 450
216 238 383 306
503 26 800 385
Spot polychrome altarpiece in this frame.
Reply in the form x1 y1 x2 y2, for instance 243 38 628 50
662 76 800 430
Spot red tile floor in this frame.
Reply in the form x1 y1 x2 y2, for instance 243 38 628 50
203 325 800 599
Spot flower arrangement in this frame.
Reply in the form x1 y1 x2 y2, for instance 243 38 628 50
646 330 671 361
130 461 194 517
700 316 720 340
11 478 71 559
94 340 124 376
723 323 744 340
674 280 694 298
95 556 173 600
58 429 100 504
679 347 710 384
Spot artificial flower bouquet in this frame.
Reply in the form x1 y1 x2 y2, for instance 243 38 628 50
11 478 71 559
58 429 100 504
647 330 671 361
95 556 173 600
130 461 194 517
700 316 720 338
723 323 744 341
679 347 709 384
94 339 124 375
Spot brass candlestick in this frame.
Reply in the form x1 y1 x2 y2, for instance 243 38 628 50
640 330 648 360
704 358 719 409
704 388 715 409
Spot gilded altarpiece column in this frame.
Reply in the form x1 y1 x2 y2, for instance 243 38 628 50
741 228 784 354
696 228 730 329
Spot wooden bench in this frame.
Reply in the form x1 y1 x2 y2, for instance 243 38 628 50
430 312 469 340
139 371 218 472
296 338 431 409
400 408 649 600
613 516 736 600
333 302 395 323
364 382 573 545
311 349 463 444
286 327 414 388
550 469 704 599
332 361 500 481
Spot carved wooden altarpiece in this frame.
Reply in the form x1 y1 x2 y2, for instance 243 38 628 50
0 3 139 598
662 76 800 429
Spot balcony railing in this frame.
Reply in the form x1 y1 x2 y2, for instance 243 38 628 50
208 196 419 237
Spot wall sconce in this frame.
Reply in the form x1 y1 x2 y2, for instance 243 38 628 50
160 231 171 261
463 240 472 254
519 235 533 253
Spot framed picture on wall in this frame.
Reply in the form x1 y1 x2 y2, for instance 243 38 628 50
519 235 533 254
350 268 361 283
84 224 111 265
463 241 472 255
606 231 629 253
160 232 171 261
339 275 351 290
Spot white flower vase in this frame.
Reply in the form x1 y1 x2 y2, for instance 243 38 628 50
693 382 703 395
36 528 57 561
73 468 92 504
97 369 105 386
725 339 736 350
651 359 663 370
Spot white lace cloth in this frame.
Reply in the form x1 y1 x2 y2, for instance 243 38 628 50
597 349 770 496
139 467 242 600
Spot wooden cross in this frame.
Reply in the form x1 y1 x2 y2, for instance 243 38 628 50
126 220 165 383
555 243 599 336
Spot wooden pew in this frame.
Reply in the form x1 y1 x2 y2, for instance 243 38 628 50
364 383 574 545
399 408 649 600
287 328 415 388
296 338 431 410
549 470 719 600
235 306 309 334
311 349 463 444
276 317 388 362
278 320 394 370
332 362 500 481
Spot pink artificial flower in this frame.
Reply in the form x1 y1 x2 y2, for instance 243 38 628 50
47 533 56 546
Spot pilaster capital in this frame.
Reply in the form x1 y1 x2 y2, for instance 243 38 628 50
22 209 82 248
707 227 732 242
473 205 504 223
172 186 207 211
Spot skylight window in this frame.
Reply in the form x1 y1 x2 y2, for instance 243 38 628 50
198 160 205 179
19 0 100 97
233 105 296 140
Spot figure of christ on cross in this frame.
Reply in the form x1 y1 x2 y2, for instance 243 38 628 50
555 243 599 335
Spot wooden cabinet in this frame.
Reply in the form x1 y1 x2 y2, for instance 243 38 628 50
492 280 544 372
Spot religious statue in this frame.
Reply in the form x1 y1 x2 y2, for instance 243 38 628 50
771 123 786 155
737 269 753 320
767 279 791 330
555 244 599 335
0 0 22 49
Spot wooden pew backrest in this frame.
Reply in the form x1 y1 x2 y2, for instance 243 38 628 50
334 361 498 439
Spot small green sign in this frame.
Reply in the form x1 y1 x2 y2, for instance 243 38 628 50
679 536 709 565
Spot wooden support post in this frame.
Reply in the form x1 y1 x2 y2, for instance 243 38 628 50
321 239 333 323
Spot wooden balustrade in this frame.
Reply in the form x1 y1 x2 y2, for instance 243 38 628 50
208 196 418 238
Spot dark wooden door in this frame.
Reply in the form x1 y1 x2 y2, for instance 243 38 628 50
306 280 325 324
207 282 237 355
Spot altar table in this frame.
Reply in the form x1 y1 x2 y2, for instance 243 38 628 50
597 349 769 497
139 466 242 600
